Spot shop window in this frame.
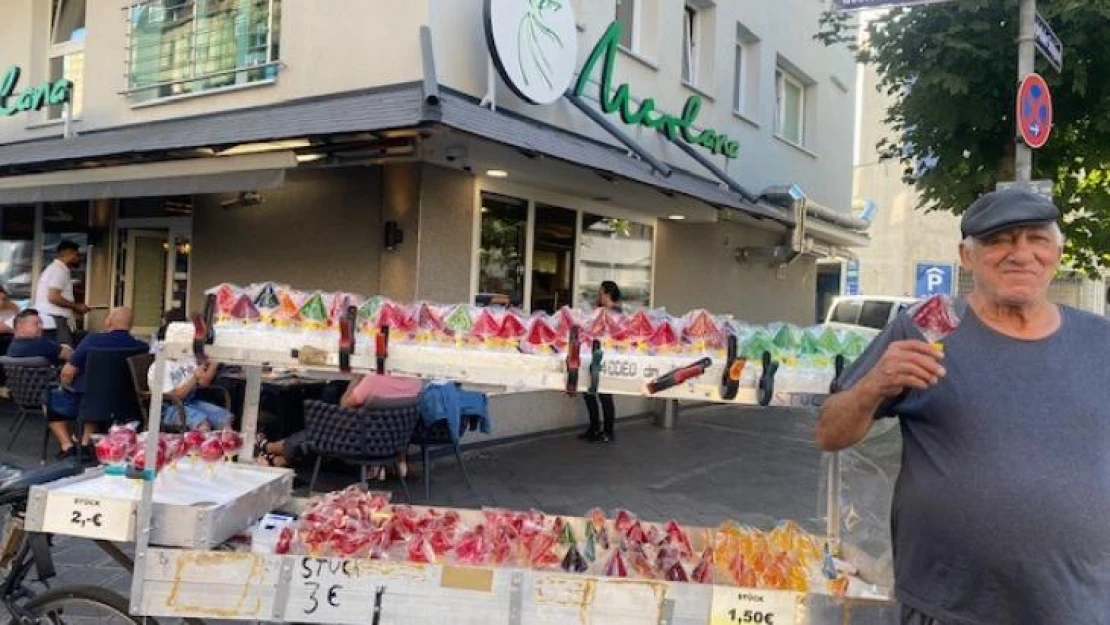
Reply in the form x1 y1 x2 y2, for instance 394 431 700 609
477 193 527 308
126 0 282 103
775 63 810 146
530 205 576 314
48 0 86 120
0 206 37 302
577 215 653 309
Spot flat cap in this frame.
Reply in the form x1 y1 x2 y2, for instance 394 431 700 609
961 188 1060 239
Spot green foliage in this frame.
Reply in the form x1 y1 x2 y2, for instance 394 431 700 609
818 1 1110 275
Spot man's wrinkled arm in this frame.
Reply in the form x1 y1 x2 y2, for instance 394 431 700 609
815 378 884 452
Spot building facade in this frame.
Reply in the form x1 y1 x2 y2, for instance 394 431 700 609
0 0 866 438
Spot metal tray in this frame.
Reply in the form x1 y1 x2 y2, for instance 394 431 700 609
24 463 292 548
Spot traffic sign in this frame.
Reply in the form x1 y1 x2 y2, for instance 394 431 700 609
1017 73 1052 149
996 179 1054 200
915 263 953 298
845 260 860 296
1034 13 1063 72
833 0 954 10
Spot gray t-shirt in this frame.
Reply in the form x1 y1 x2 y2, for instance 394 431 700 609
837 303 1110 625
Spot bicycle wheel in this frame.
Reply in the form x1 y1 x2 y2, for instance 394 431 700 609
8 584 158 624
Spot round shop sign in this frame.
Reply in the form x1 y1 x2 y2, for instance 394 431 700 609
1017 72 1052 149
484 0 578 105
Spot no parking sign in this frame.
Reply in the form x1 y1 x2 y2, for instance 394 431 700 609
1017 73 1052 149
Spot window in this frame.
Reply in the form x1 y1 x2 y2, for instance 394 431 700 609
0 206 37 301
577 215 653 309
775 67 806 145
681 6 698 84
48 0 86 120
615 0 636 50
733 23 759 117
126 0 282 103
830 300 860 325
858 301 893 330
477 193 528 308
531 205 576 314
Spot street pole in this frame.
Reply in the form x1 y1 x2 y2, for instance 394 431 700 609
1015 0 1036 182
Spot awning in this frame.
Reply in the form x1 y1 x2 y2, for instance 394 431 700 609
0 151 296 203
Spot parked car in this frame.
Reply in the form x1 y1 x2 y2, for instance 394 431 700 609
824 295 918 333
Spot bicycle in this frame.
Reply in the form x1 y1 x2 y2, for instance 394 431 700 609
0 460 152 624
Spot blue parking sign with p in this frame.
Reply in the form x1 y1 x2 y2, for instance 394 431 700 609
915 263 953 298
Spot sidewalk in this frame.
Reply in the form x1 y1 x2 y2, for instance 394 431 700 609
0 401 899 624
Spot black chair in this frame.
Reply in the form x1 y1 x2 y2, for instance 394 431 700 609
79 347 149 431
411 416 478 501
0 356 58 464
303 397 421 501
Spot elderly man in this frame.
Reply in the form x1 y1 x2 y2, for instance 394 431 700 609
816 189 1110 624
49 307 147 458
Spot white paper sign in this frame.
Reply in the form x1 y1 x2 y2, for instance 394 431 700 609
286 557 382 625
709 587 800 625
41 493 135 541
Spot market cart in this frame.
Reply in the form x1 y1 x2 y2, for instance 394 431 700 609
20 316 896 625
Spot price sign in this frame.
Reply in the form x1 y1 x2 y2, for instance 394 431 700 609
286 557 380 624
709 588 800 625
40 494 134 541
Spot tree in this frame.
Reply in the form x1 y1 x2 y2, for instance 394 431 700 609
818 0 1110 274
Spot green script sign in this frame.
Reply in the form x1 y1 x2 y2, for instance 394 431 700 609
572 21 740 160
0 66 72 117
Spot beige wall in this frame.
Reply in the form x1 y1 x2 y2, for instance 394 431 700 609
416 164 474 303
654 220 817 325
1 0 855 216
190 167 381 312
0 0 428 143
380 164 421 302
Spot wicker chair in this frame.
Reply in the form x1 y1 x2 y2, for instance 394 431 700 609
303 397 421 501
0 356 58 464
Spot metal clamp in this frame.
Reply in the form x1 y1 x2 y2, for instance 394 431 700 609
509 571 524 625
757 351 780 406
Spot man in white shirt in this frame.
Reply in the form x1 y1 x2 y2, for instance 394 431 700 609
34 240 88 346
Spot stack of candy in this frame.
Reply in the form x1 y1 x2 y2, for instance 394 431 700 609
277 494 844 594
201 282 875 367
93 424 245 478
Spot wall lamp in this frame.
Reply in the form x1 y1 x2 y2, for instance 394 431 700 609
384 220 404 251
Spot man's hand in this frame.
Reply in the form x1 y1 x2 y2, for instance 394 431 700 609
815 340 945 452
73 303 89 315
857 340 946 399
59 344 74 361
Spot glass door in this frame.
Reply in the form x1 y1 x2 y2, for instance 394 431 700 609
124 230 169 336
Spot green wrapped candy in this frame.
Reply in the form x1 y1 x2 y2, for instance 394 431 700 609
559 521 577 547
797 327 825 356
298 293 328 322
772 324 801 351
357 296 385 323
444 304 474 334
840 331 871 361
741 329 778 360
816 327 842 355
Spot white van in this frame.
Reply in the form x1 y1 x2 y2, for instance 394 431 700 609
824 295 919 333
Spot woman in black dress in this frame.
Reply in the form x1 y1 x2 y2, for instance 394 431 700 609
580 280 621 443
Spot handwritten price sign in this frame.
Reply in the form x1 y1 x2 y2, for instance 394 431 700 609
41 494 134 541
286 557 382 625
709 588 800 625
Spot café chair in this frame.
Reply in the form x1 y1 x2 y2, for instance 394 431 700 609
303 397 421 502
0 356 57 464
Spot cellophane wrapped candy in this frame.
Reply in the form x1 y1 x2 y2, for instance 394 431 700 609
909 294 961 347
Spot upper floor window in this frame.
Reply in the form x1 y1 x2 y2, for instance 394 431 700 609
126 0 282 104
615 0 637 50
775 66 807 145
681 6 698 84
48 0 86 120
733 22 760 119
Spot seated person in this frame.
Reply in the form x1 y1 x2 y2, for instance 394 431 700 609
5 308 74 457
150 309 232 431
257 373 422 476
53 307 148 458
6 308 72 365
